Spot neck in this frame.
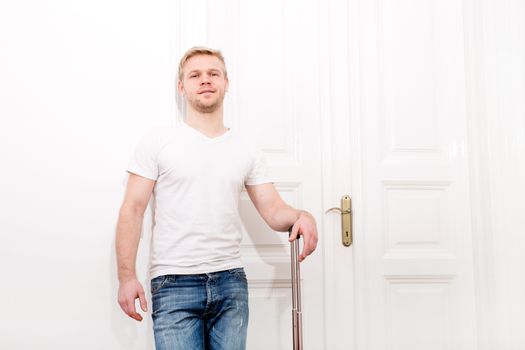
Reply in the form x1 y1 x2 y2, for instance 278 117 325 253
184 104 228 136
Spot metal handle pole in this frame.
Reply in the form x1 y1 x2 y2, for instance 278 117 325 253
290 234 303 350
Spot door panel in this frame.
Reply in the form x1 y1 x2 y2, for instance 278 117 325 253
351 0 478 349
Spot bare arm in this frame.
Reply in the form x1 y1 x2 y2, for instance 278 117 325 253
245 183 318 261
115 172 156 321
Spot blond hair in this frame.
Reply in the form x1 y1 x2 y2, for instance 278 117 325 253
178 46 228 81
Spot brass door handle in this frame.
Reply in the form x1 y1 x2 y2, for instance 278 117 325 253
325 195 352 247
325 207 351 215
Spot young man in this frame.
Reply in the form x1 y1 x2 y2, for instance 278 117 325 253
115 46 318 350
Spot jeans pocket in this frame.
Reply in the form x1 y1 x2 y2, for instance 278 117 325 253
150 275 170 295
228 268 247 281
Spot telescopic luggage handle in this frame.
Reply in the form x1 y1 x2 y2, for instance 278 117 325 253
289 227 303 350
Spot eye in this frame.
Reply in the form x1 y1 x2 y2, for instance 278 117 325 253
189 73 198 78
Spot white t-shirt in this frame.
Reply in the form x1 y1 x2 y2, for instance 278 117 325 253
126 121 273 278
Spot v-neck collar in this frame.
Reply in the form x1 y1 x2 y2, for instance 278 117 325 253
181 121 232 141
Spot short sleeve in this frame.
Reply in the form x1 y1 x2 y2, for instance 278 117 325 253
126 127 164 181
245 149 273 186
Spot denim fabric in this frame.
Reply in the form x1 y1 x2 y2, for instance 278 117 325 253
151 268 249 350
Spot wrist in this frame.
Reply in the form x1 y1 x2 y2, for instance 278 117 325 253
297 210 313 220
118 271 137 284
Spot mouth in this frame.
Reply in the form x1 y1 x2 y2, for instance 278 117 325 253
198 89 216 94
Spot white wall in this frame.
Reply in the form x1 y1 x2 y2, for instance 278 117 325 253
0 1 172 348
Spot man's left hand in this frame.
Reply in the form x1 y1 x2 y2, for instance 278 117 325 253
288 211 318 262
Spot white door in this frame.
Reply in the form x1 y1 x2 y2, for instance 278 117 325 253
173 0 478 349
173 1 326 349
341 0 478 349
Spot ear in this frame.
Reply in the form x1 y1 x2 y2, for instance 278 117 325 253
225 77 229 93
177 80 185 96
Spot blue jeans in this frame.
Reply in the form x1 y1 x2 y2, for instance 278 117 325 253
151 268 249 350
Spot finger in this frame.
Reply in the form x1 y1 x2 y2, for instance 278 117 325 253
129 311 143 321
139 289 148 312
305 235 316 255
289 222 300 241
300 232 317 261
130 312 143 322
118 299 128 315
127 299 143 322
300 235 308 261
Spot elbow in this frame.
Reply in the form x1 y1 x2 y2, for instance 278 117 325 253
119 201 146 220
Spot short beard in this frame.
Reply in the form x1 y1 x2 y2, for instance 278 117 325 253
192 98 223 113
188 91 225 113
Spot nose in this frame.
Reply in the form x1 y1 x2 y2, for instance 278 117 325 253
200 74 211 85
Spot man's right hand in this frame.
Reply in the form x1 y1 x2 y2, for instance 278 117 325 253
118 278 148 322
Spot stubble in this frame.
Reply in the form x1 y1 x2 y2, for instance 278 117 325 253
188 90 226 113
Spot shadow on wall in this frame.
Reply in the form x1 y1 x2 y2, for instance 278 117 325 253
108 241 155 350
239 191 291 277
108 176 155 350
239 191 295 348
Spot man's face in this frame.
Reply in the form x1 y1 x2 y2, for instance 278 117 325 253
178 54 229 114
